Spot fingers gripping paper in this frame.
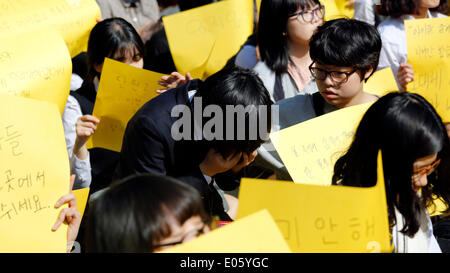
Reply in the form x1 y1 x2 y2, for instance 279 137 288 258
0 94 70 253
236 152 391 253
0 30 72 114
88 58 165 152
0 0 101 57
271 102 372 186
161 210 291 253
406 17 450 122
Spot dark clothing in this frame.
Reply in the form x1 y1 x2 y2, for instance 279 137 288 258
115 79 236 221
143 27 176 74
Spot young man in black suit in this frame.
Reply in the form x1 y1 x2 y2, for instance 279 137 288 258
114 67 273 221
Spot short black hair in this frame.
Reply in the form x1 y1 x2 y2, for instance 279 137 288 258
309 18 381 82
258 0 322 74
195 67 273 158
85 173 208 253
376 0 448 17
84 18 144 85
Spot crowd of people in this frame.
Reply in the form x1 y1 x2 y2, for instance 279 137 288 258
14 0 450 253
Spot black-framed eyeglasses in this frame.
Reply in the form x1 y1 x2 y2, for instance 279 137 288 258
309 62 357 84
288 5 325 23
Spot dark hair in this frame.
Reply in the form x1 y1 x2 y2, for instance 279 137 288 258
85 173 208 253
257 0 321 74
84 17 144 85
195 67 273 158
309 18 381 82
332 92 450 237
376 0 448 17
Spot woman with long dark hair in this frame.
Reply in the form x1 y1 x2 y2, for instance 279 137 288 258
254 0 324 102
62 18 145 190
332 92 450 252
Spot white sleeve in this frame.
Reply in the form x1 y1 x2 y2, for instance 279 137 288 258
353 0 375 25
70 153 92 190
62 95 82 154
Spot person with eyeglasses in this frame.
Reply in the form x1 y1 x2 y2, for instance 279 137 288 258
253 0 325 103
332 92 450 253
255 18 381 181
85 173 211 252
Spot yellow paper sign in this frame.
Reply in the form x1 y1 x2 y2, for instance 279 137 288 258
322 0 354 21
0 30 72 114
271 102 372 186
163 0 253 78
406 17 450 122
88 58 164 152
161 209 291 253
236 152 391 253
0 94 70 253
72 187 90 217
0 0 101 57
365 67 399 97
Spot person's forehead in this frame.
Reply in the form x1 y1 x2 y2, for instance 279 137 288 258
413 153 438 169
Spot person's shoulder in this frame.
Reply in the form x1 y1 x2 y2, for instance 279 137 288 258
431 11 448 18
253 61 272 75
276 93 313 108
378 17 404 34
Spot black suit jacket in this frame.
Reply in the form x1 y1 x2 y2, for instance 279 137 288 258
115 80 235 220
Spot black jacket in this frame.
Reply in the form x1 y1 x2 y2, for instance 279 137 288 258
114 79 237 221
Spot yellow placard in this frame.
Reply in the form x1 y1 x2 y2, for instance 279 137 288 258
0 30 72 114
365 67 399 97
271 102 372 186
0 0 101 57
322 0 354 21
72 187 90 217
88 58 164 152
236 152 391 253
0 94 70 253
163 0 253 78
406 17 450 122
161 209 291 253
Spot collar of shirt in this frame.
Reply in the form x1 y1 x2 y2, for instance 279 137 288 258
401 10 432 21
188 90 197 102
93 76 100 93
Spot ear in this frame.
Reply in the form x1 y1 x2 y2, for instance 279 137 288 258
363 67 374 81
93 63 103 74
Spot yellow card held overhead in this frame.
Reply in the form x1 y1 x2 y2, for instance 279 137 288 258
406 17 450 122
163 0 253 78
0 94 70 253
236 152 391 253
88 58 165 152
322 0 354 21
271 102 372 186
161 210 291 253
365 67 399 97
0 30 72 114
0 0 101 57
